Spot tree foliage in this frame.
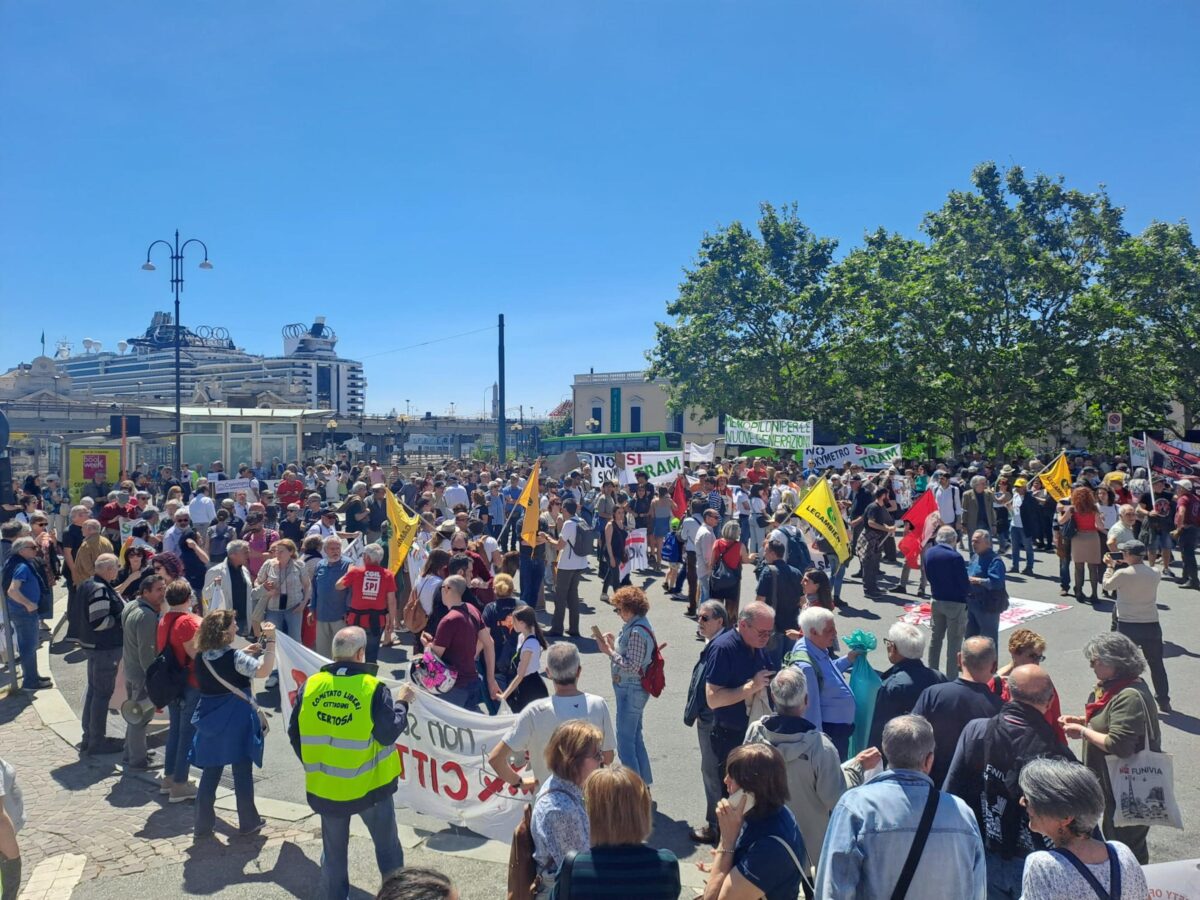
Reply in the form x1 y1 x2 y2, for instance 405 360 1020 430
649 162 1193 451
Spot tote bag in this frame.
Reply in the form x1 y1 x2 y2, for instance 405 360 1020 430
1106 693 1183 829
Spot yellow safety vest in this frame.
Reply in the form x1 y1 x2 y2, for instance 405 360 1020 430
298 669 402 804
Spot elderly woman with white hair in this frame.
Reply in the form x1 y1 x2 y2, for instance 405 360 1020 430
1017 757 1147 898
745 667 878 868
1060 632 1161 864
867 623 945 748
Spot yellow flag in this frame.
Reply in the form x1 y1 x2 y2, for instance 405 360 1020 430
1036 452 1073 502
796 476 852 563
385 488 420 574
518 461 542 547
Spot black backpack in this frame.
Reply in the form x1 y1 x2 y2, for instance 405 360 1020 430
145 616 189 708
568 516 593 557
779 524 813 571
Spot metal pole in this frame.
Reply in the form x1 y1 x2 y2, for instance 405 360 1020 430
173 230 183 473
497 314 506 464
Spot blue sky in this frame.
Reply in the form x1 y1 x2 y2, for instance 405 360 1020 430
2 1 1197 419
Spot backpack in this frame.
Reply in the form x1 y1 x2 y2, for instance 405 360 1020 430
507 803 538 900
402 590 429 636
782 645 825 691
145 616 189 708
633 624 667 698
567 516 593 557
779 525 813 571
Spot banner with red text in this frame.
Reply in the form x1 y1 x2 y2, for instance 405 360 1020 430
900 597 1070 632
275 633 527 842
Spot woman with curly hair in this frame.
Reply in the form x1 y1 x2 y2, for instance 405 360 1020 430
1058 484 1102 603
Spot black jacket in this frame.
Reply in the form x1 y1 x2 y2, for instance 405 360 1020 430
684 632 724 727
868 657 946 749
79 576 124 651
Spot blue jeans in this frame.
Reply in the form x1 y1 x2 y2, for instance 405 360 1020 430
195 760 259 835
319 792 404 900
984 849 1025 900
825 553 846 601
265 606 304 671
1010 527 1034 571
614 681 652 786
520 554 545 607
966 605 1001 647
442 680 483 712
166 687 201 783
7 607 41 688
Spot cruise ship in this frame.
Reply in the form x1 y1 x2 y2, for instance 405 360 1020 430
51 313 366 414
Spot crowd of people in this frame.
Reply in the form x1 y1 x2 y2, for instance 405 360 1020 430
0 446 1191 899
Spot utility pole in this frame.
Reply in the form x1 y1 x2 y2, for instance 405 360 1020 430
497 314 506 464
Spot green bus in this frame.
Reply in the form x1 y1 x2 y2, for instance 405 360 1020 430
539 431 682 455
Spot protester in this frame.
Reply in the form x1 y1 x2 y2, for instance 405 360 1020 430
251 538 311 649
1007 477 1037 574
703 602 774 801
78 553 124 755
488 643 615 789
596 586 656 788
551 499 589 637
3 537 51 691
1174 477 1200 589
966 529 1007 646
701 743 807 900
159 579 202 802
287 626 413 900
816 715 986 900
311 535 351 659
338 544 399 664
1059 485 1103 603
911 636 1001 786
753 537 802 665
787 606 856 758
1104 539 1170 712
683 600 728 845
745 667 877 868
944 664 1074 897
120 573 167 770
422 574 498 710
0 757 23 900
496 606 549 713
531 721 604 897
924 526 971 675
376 867 458 900
867 623 945 749
856 487 896 597
1016 758 1148 900
709 520 751 620
1059 632 1161 864
556 765 680 899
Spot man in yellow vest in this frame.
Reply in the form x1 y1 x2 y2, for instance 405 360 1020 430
288 625 414 900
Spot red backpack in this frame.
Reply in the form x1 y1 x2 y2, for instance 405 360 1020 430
634 624 667 698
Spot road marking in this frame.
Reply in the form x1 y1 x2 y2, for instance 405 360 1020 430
18 852 86 900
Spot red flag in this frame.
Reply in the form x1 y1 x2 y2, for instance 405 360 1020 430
672 475 687 518
898 489 938 568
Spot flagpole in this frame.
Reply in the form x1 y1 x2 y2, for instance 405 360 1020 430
1145 432 1154 508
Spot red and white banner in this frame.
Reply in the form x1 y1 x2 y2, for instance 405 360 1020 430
899 597 1070 632
275 633 528 842
1129 436 1200 480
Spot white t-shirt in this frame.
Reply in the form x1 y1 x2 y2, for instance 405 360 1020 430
482 535 500 571
0 758 26 833
416 574 443 615
515 634 542 675
680 515 701 552
556 519 590 571
501 692 616 783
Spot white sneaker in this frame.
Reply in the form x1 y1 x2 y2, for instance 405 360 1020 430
265 672 279 689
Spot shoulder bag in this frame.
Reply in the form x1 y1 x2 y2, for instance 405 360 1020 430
1105 691 1183 829
201 652 271 736
1048 843 1120 900
767 834 814 899
890 786 940 900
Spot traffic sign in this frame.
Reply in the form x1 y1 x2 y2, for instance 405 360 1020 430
1106 412 1123 433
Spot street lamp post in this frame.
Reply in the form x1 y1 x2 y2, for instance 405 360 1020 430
142 230 212 472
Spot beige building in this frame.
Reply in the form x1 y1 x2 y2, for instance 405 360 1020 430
571 370 724 446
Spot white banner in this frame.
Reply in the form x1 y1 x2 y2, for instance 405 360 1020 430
685 441 715 462
342 534 366 564
578 452 619 487
1143 859 1200 898
275 634 527 842
213 478 254 495
804 443 901 471
619 451 684 486
620 527 649 581
725 417 813 450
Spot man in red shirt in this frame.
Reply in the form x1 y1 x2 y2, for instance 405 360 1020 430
336 544 397 663
1175 478 1200 590
156 578 202 801
276 468 306 508
422 574 498 711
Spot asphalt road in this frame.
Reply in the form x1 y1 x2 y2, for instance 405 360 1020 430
48 545 1200 896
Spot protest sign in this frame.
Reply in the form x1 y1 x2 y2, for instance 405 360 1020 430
1129 436 1200 479
67 447 120 503
901 597 1070 632
212 478 254 495
725 417 813 451
685 442 715 462
1143 859 1200 898
619 451 684 486
803 443 902 470
276 634 528 842
578 452 619 487
342 534 366 564
620 528 649 581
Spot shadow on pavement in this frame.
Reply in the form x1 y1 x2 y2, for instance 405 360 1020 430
1163 709 1200 737
1164 641 1200 660
0 692 32 727
50 756 116 790
183 835 331 896
837 605 881 621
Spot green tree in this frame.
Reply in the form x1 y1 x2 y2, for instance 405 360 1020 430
646 203 845 426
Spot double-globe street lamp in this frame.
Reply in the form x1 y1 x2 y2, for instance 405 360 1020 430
142 230 213 472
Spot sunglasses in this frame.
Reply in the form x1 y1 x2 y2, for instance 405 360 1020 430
698 614 716 623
